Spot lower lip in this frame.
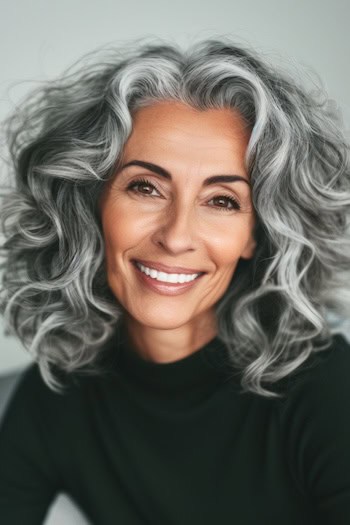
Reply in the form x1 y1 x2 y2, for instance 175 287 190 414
132 262 205 296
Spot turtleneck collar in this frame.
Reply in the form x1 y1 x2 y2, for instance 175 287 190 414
111 320 233 397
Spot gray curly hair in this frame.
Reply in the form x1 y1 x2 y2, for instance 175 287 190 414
1 36 349 398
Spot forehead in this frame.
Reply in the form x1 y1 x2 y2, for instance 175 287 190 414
123 100 251 155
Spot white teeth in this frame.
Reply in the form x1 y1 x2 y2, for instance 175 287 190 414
136 262 200 283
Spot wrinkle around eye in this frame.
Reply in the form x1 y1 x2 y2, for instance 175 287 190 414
126 181 256 218
120 172 254 208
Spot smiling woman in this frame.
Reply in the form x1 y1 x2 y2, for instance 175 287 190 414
0 36 350 524
98 101 256 362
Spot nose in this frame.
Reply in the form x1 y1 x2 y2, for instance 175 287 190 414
152 200 196 254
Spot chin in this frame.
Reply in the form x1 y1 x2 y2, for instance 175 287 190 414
127 308 196 331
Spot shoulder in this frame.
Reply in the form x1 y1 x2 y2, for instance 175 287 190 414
277 332 350 494
0 360 100 466
1 363 54 416
0 361 88 434
7 362 72 401
280 332 350 405
276 333 350 510
2 328 121 422
277 332 350 421
276 331 350 448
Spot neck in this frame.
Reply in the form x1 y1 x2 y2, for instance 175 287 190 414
123 312 218 364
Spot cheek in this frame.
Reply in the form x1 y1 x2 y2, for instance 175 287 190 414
206 226 250 265
102 203 145 250
213 246 240 269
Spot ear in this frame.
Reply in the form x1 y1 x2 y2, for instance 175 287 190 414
241 235 257 260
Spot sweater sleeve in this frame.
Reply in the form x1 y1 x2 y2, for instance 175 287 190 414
278 333 350 525
0 364 62 524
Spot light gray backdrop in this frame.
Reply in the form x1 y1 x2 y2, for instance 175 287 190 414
1 0 349 373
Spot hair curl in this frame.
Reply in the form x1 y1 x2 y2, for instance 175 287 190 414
1 35 350 398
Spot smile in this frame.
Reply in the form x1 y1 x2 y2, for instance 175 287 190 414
132 261 206 296
135 261 200 283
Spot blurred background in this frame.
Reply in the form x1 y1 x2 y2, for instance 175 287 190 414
0 0 349 371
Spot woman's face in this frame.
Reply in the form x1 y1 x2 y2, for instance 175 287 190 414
99 100 256 331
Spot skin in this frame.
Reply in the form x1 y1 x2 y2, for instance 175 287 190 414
99 100 256 363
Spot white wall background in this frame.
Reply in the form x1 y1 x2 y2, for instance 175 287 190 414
1 0 349 373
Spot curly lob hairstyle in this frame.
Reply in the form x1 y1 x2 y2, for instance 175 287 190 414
1 36 350 397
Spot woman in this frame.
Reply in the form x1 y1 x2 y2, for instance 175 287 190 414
0 36 350 524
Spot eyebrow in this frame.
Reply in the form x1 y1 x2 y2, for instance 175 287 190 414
119 160 251 187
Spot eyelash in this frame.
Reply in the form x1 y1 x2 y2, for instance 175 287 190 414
126 177 241 212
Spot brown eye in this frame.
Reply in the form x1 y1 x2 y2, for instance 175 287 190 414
209 195 241 211
126 179 241 212
126 178 160 196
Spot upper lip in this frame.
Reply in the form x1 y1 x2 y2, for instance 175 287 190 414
133 259 206 275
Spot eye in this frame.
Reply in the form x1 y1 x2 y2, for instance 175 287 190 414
126 177 160 197
208 195 241 212
126 177 241 212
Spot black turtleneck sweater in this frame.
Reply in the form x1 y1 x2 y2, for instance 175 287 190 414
1 323 350 525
